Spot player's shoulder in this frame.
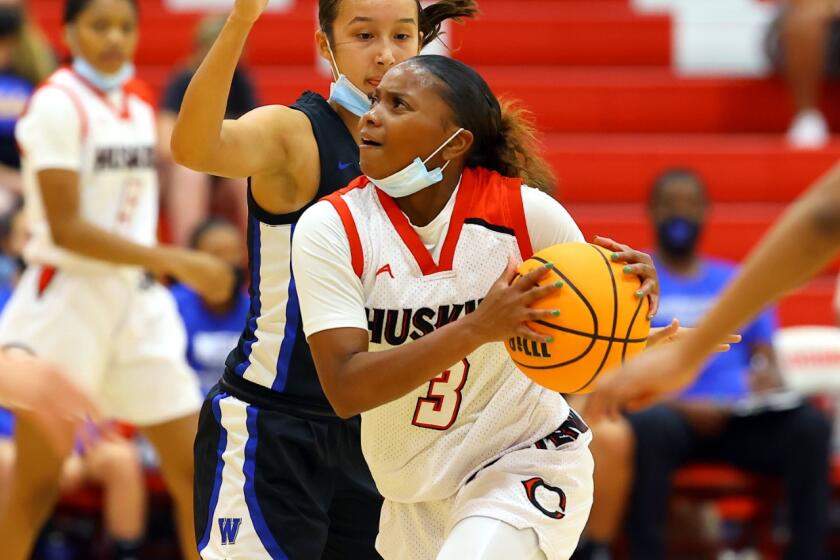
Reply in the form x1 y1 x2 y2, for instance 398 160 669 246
123 77 156 107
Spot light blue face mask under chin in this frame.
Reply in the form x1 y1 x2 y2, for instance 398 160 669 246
72 56 135 92
368 128 465 198
329 76 372 117
324 40 372 117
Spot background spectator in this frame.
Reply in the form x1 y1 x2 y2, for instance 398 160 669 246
778 0 838 148
624 169 832 559
171 217 248 395
0 0 54 213
157 15 258 246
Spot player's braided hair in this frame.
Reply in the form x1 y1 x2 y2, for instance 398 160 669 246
64 0 138 24
319 0 478 49
409 55 557 194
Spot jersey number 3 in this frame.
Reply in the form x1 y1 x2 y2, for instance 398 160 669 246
412 359 470 431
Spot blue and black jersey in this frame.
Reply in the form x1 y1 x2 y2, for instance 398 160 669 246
222 91 362 414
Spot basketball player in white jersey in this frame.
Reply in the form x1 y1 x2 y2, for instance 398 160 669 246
587 160 840 418
0 1 233 558
292 56 661 560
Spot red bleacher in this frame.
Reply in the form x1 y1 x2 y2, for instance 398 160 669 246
28 0 839 326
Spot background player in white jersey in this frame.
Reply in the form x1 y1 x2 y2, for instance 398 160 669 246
587 160 840 419
0 1 234 558
292 55 661 560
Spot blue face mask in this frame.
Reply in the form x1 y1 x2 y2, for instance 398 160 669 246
325 41 371 117
72 56 134 92
657 216 701 257
368 128 465 198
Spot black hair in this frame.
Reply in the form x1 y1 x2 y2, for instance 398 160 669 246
64 0 138 24
189 217 238 250
319 0 478 49
407 55 556 192
0 6 23 39
648 168 708 208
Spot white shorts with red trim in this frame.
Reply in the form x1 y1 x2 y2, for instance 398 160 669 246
0 266 201 425
375 423 594 560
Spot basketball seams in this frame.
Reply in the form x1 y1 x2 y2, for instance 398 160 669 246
571 246 619 393
621 294 646 362
529 256 599 366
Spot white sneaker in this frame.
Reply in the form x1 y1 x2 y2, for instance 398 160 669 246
787 109 830 149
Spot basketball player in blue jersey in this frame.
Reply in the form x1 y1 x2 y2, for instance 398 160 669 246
172 0 481 557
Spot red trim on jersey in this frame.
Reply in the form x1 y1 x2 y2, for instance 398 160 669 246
506 179 534 260
37 266 57 297
322 178 366 278
18 78 90 152
69 68 132 120
462 167 531 258
437 175 473 272
374 167 529 276
375 187 440 275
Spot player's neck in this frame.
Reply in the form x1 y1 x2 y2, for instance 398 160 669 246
332 102 362 144
658 250 701 277
393 170 461 227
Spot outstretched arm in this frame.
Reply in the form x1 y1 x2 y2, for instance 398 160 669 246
586 161 840 418
170 0 307 180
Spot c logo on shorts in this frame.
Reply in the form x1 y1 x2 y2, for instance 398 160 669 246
522 477 566 520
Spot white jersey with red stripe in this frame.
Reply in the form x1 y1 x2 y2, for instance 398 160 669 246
16 68 157 276
294 167 586 504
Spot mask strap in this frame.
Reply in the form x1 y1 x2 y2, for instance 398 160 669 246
423 127 465 165
324 36 340 81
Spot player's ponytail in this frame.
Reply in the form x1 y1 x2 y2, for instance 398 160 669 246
409 55 557 193
417 0 479 48
493 99 557 194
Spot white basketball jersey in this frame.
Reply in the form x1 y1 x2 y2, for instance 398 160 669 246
325 168 570 504
17 69 158 275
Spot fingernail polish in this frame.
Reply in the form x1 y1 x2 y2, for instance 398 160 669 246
551 309 561 317
544 261 554 268
546 337 555 344
554 281 564 288
635 290 644 298
611 253 619 261
623 265 632 273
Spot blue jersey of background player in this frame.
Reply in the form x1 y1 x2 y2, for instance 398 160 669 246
171 218 249 396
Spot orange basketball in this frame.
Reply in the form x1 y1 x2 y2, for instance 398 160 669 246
505 243 650 394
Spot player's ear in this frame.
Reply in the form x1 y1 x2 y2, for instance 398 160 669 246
442 129 473 162
315 30 336 77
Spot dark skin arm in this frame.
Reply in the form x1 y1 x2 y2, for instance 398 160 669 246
307 260 560 418
39 169 234 304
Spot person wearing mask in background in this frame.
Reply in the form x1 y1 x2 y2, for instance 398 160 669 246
0 1 234 558
0 194 148 560
622 169 832 560
158 15 259 245
172 217 249 395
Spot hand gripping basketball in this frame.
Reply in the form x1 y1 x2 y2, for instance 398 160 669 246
505 243 651 394
466 258 563 345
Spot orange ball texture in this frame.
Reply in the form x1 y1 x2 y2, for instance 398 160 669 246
506 243 650 394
